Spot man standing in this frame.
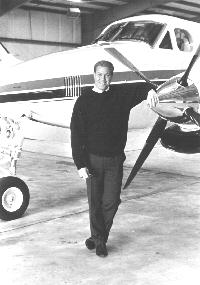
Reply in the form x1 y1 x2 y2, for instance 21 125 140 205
70 60 158 257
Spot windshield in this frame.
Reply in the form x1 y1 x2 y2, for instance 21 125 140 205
95 21 164 46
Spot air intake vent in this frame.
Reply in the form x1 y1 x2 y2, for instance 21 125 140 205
65 75 81 98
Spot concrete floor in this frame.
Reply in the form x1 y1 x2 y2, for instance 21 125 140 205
1 129 200 285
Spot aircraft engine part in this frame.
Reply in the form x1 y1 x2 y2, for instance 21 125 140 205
0 176 30 220
123 117 167 189
152 76 199 123
161 124 200 153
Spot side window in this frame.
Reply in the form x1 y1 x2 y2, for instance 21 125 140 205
174 28 193 52
159 31 173 49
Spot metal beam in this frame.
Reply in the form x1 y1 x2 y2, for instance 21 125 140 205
21 5 92 15
30 0 115 9
179 0 200 9
0 0 30 16
154 4 200 18
22 1 96 14
94 0 182 29
0 37 81 48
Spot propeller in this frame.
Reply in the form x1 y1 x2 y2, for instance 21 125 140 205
178 44 200 87
104 47 166 189
123 117 167 189
184 107 200 127
180 43 200 125
104 45 200 189
104 47 158 90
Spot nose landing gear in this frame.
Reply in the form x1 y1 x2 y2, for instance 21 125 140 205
0 176 29 221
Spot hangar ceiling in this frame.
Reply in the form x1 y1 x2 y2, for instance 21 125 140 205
1 0 200 23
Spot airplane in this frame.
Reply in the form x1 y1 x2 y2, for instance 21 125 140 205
0 14 200 135
0 13 200 221
123 44 200 189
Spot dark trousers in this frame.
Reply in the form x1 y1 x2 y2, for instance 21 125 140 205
86 153 125 243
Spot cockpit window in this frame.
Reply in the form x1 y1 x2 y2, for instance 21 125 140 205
95 23 125 42
159 31 172 49
174 28 193 52
94 21 164 46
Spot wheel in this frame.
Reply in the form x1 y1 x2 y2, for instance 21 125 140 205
0 176 30 221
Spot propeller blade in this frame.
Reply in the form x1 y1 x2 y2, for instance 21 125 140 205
179 43 200 86
184 107 200 127
104 47 158 90
123 117 167 189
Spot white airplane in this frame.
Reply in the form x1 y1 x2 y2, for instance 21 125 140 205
0 13 200 221
0 14 199 138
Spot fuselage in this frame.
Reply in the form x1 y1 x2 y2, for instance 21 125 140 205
0 14 199 141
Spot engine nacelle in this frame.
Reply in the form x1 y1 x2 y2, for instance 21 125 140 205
152 76 199 123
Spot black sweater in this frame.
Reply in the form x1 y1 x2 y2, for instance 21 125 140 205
70 84 148 169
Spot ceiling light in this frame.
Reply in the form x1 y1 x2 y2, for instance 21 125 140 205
70 0 82 3
70 7 81 13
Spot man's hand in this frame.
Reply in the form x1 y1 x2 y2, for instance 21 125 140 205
147 89 159 108
78 167 91 180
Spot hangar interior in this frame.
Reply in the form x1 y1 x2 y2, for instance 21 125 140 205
0 0 200 60
1 1 200 285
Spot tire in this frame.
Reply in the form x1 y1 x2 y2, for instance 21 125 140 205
0 176 30 221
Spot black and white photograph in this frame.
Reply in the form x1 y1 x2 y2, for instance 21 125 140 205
0 0 200 284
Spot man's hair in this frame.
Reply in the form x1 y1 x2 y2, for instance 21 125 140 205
94 60 114 74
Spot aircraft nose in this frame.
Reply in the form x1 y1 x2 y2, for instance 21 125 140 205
152 76 200 121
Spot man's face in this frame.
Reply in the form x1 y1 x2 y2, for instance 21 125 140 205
94 66 113 91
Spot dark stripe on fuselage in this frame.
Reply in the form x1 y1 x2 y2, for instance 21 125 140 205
81 70 184 85
0 88 65 103
0 77 65 94
0 69 184 103
0 82 150 103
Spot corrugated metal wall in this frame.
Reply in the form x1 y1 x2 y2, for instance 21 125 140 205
0 8 81 60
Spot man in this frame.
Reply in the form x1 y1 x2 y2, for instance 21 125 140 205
70 60 158 257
